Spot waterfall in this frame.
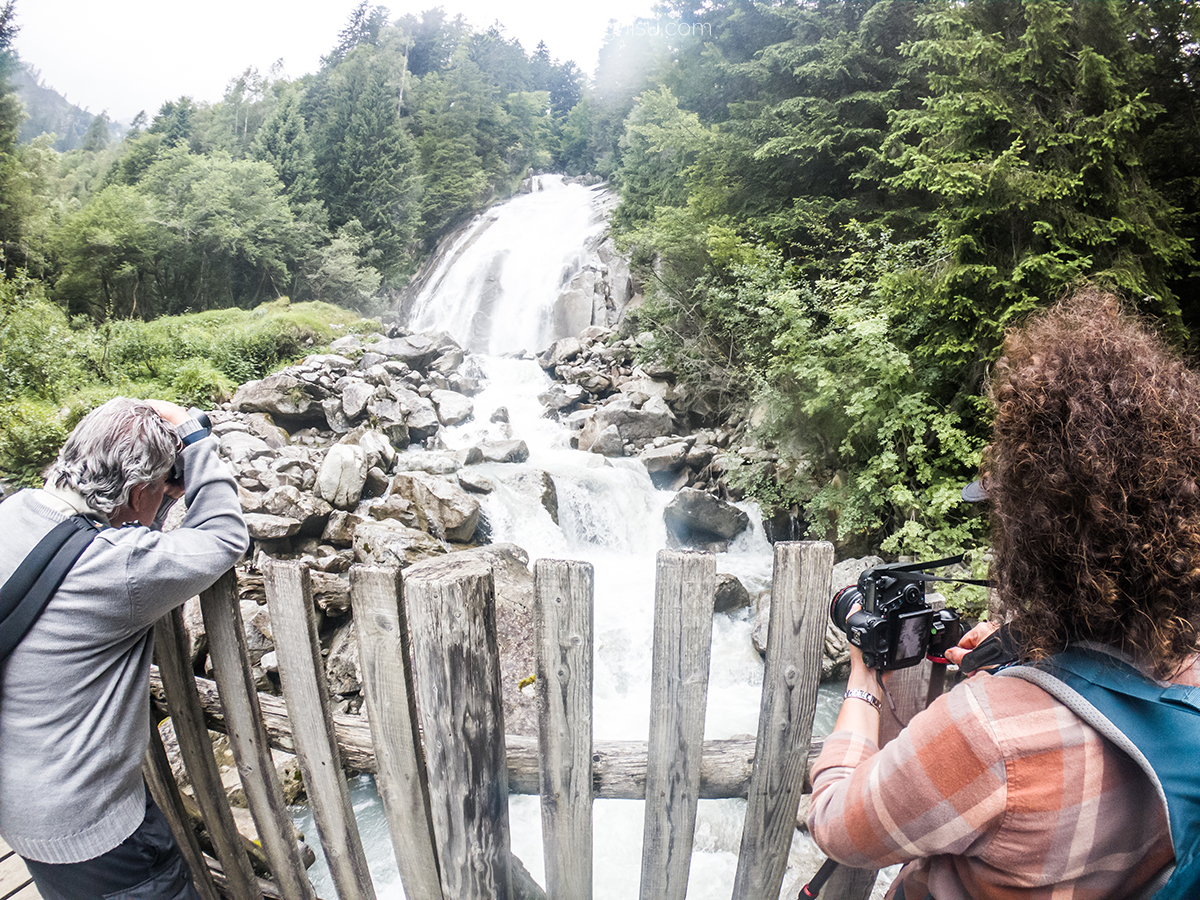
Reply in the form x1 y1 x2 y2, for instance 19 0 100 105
406 175 615 355
293 175 867 899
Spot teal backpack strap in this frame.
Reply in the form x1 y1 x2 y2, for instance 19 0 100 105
1001 647 1200 900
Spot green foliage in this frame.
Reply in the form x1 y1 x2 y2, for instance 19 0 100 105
743 226 986 558
170 358 235 408
0 399 69 486
0 270 85 402
0 296 375 482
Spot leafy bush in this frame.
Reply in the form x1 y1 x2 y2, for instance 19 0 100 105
0 272 87 403
752 226 988 560
170 358 236 407
0 400 70 486
0 295 384 482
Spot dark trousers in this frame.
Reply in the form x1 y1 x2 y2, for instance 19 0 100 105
23 790 201 900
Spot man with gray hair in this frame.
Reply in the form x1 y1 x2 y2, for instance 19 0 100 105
0 398 249 900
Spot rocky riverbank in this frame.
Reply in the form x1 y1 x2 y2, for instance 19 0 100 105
160 320 862 808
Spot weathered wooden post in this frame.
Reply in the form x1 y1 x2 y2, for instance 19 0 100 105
263 559 376 900
154 606 262 900
639 550 717 900
143 722 222 900
731 541 832 900
199 568 317 900
534 559 595 900
403 554 513 900
350 564 445 900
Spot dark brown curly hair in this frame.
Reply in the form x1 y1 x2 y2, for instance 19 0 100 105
987 288 1200 678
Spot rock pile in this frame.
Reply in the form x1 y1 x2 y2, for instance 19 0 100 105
171 321 864 808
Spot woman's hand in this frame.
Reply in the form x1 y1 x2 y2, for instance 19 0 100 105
944 620 1001 667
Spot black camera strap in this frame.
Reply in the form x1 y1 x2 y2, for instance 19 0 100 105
880 553 990 588
0 515 100 663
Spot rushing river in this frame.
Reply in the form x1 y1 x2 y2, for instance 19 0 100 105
291 175 885 899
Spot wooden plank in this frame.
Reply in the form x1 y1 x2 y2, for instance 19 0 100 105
404 556 512 900
732 541 833 900
534 559 594 900
349 565 445 900
154 607 261 900
143 719 223 900
199 568 317 900
160 670 842 800
263 559 376 900
639 550 716 900
0 851 33 899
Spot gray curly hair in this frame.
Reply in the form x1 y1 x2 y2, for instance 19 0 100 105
46 398 180 517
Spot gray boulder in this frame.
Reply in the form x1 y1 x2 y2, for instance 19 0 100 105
232 373 327 431
316 444 368 510
664 488 750 548
324 620 361 697
577 398 675 451
714 573 752 613
431 389 475 426
341 381 375 420
479 440 530 464
244 513 302 541
371 334 441 371
352 519 446 568
261 485 332 536
393 472 480 543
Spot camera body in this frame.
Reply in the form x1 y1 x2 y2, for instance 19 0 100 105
830 562 964 671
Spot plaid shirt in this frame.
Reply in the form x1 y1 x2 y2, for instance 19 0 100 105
807 657 1200 899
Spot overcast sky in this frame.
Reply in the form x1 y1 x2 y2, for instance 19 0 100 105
13 0 658 123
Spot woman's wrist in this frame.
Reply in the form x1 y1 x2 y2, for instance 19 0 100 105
844 688 882 712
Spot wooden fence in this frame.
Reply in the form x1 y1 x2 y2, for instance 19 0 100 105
147 541 943 900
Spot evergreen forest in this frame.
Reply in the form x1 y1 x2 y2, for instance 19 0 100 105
3 0 1200 563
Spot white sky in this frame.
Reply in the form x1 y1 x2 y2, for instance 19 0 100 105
13 0 658 123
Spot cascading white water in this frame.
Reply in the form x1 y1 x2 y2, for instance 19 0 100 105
406 175 613 355
293 176 877 899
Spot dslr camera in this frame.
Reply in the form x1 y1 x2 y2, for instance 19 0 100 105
830 560 965 671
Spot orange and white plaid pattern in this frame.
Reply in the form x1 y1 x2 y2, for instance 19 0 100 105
807 659 1200 899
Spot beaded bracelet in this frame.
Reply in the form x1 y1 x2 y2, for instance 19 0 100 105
843 688 882 712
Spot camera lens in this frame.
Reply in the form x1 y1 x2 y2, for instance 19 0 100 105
830 585 862 633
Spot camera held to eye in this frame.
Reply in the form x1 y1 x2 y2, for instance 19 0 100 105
830 561 966 671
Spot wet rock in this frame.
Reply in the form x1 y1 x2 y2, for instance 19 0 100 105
714 573 751 613
431 389 475 426
663 488 750 547
479 439 530 464
587 424 624 457
458 470 496 494
577 398 675 451
640 442 688 475
538 337 583 369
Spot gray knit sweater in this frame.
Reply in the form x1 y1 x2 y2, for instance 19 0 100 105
0 437 248 863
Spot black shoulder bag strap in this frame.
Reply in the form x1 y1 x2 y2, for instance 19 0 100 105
0 514 100 662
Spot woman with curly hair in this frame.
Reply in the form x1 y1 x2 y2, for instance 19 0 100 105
807 289 1200 899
